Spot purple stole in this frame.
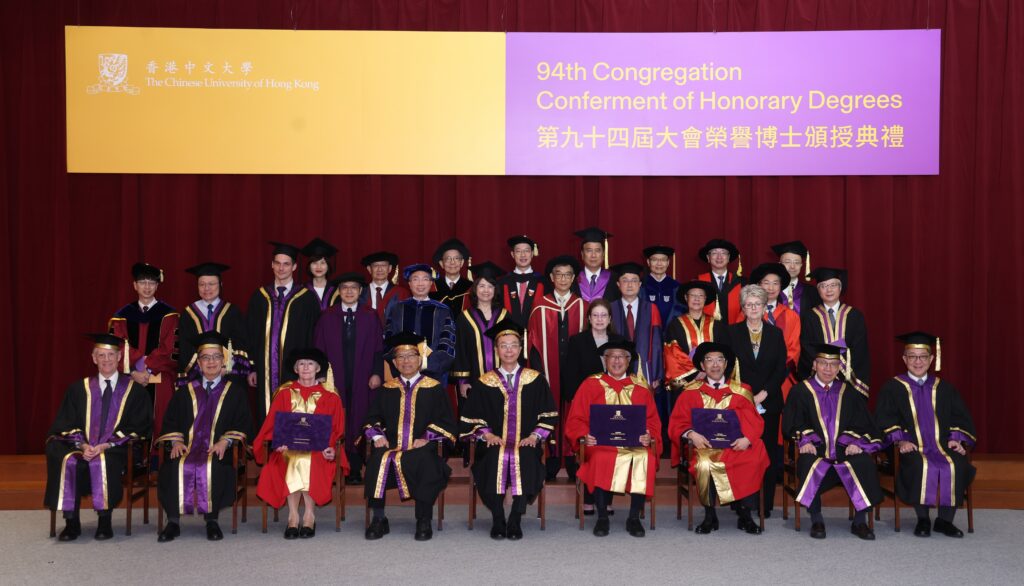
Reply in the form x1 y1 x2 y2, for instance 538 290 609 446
577 270 611 302
891 374 961 507
177 379 229 515
495 369 526 495
188 300 228 332
58 376 134 512
372 375 422 500
265 285 306 394
779 282 806 315
809 304 869 397
306 282 337 312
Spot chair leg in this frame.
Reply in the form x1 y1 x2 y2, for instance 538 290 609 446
847 501 854 521
759 490 765 531
49 509 56 538
261 500 268 534
687 470 695 531
467 483 476 530
125 490 133 536
273 507 279 522
576 480 584 531
232 496 239 534
893 493 900 532
967 484 974 533
364 501 370 530
437 489 445 531
143 474 151 525
650 493 656 531
539 487 546 530
158 503 164 533
795 497 801 532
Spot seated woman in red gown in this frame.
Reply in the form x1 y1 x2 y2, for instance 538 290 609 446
255 348 348 539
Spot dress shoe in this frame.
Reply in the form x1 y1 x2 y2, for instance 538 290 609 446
626 518 646 538
695 517 719 535
298 523 316 539
809 522 826 539
364 517 389 540
913 518 932 537
583 507 595 516
157 522 180 543
851 522 875 541
490 522 507 540
592 518 610 537
606 508 615 516
737 517 763 535
94 516 114 540
414 519 433 541
58 518 81 542
934 518 964 538
506 519 523 541
206 521 224 541
283 525 300 540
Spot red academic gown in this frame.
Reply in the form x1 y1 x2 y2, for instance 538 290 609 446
663 314 724 391
697 272 744 324
668 381 768 504
109 301 179 438
565 374 662 497
254 382 349 507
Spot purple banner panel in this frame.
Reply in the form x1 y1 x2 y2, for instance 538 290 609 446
506 30 939 176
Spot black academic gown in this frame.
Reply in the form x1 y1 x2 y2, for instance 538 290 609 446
875 375 977 507
178 301 250 373
431 277 473 316
460 368 558 500
562 331 627 403
363 376 457 503
798 303 870 396
44 376 152 512
156 378 252 516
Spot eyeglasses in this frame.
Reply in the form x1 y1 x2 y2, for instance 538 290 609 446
394 353 420 361
703 357 726 365
904 354 931 362
743 302 765 308
815 359 841 369
605 353 631 361
818 282 841 290
339 284 361 291
551 272 575 279
619 278 641 284
198 354 224 362
498 343 521 350
442 256 464 262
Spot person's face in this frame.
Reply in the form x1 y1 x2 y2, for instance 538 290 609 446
309 258 329 279
742 296 765 321
779 253 803 279
647 254 670 277
511 244 533 269
496 334 522 366
133 278 158 301
475 279 495 304
706 248 730 271
903 349 934 378
604 350 631 378
549 265 575 294
197 275 221 302
392 350 421 378
92 348 121 377
589 305 610 332
617 273 641 300
685 288 707 314
198 346 225 379
759 275 782 303
702 352 727 380
813 357 841 384
408 271 433 297
368 261 392 283
272 254 297 282
440 249 464 277
339 282 362 305
581 242 603 269
817 278 842 304
294 358 320 382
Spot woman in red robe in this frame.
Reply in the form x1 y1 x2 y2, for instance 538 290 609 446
255 348 348 539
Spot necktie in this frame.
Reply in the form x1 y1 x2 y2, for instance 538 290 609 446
277 286 286 300
206 380 214 394
626 304 636 340
100 379 113 431
345 308 355 325
717 275 725 290
207 303 214 320
828 307 836 330
713 382 721 389
518 280 527 303
506 373 514 387
590 274 597 287
766 305 776 325
824 383 831 393
142 305 149 313
375 286 384 309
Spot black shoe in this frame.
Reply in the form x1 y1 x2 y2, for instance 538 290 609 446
606 508 615 516
506 519 523 541
914 518 932 537
283 525 300 540
206 521 224 541
737 517 763 535
414 519 433 541
592 518 610 537
490 522 507 540
94 516 114 540
763 510 772 519
346 472 363 486
364 517 389 540
934 518 964 538
298 523 316 539
810 522 826 539
626 518 646 538
851 522 875 541
157 522 180 543
583 507 595 516
58 518 81 542
695 516 719 534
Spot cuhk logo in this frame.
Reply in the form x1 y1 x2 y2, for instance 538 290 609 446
87 53 140 95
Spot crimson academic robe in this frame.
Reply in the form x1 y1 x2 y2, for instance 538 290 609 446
109 300 179 438
305 282 338 312
500 272 545 328
799 303 870 397
314 304 384 458
254 382 349 507
156 378 252 515
357 282 410 325
697 271 744 324
565 374 662 497
460 368 558 498
247 285 321 429
44 376 152 512
451 307 509 381
362 375 457 503
782 378 883 511
177 300 252 386
875 375 976 507
384 298 456 387
668 381 768 505
431 277 473 317
766 303 801 444
663 314 726 391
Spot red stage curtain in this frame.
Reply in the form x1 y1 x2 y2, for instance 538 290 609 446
1 0 1021 454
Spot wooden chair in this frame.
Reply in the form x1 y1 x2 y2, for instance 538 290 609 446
259 438 346 532
574 438 656 530
781 436 873 531
154 438 249 534
363 440 446 530
676 441 765 531
877 446 974 533
465 436 547 530
48 436 151 537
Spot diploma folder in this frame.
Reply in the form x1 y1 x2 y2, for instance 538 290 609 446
271 412 332 452
589 404 646 447
691 408 743 448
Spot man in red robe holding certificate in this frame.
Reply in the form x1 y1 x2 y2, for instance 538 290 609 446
669 342 768 535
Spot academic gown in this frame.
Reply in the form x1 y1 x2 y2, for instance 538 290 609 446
782 378 884 511
357 282 410 325
663 314 726 391
500 272 545 328
109 300 179 438
177 300 252 387
44 376 152 512
451 307 509 381
305 282 339 313
254 382 349 507
799 303 871 397
766 303 802 444
460 368 558 498
875 375 977 507
383 298 456 386
247 285 321 429
610 298 664 390
156 378 252 516
577 269 620 303
362 375 457 503
697 271 745 324
642 274 680 328
562 331 628 404
314 304 384 459
667 381 768 505
565 374 662 497
778 280 820 317
431 277 473 317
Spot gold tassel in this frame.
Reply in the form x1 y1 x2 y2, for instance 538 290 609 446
324 364 336 391
467 256 473 281
672 254 676 280
731 357 740 383
225 339 235 372
122 339 130 374
736 254 743 277
158 268 164 283
431 267 437 279
418 340 433 372
935 337 942 372
391 266 398 285
603 237 609 269
805 250 812 282
712 300 722 321
844 349 853 381
533 241 539 256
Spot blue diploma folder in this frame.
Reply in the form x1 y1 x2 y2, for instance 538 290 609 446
271 412 332 451
589 404 646 447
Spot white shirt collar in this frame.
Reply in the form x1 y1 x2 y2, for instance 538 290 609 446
342 302 358 311
446 276 460 287
99 371 119 388
274 281 294 295
814 376 836 388
584 267 602 280
908 372 929 385
196 297 221 310
711 269 728 278
608 372 629 381
554 291 571 305
823 301 841 312
498 365 520 378
371 280 389 290
200 375 222 388
514 267 533 275
401 375 419 386
707 377 726 387
138 301 154 312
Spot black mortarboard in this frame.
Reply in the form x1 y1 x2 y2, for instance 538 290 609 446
693 342 736 373
402 263 433 281
432 238 471 265
598 339 636 358
770 240 808 257
897 331 941 371
193 331 230 351
675 280 717 306
286 347 328 375
808 267 847 288
87 333 126 351
507 235 538 256
384 332 428 362
748 262 791 290
301 237 338 260
485 318 524 341
545 255 581 276
812 342 847 359
697 238 740 262
131 262 163 282
185 262 230 278
361 251 399 267
610 262 645 279
471 260 505 284
642 245 674 258
269 241 301 261
574 227 612 244
331 272 367 288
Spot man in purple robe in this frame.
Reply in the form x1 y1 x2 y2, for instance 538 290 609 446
771 240 819 316
575 227 619 302
315 272 384 484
